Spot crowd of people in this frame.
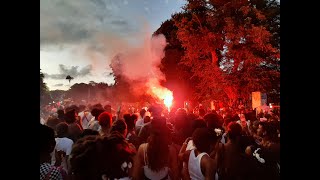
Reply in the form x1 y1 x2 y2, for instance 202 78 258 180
40 101 280 180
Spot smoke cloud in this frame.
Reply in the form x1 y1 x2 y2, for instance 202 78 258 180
110 32 172 104
114 34 166 81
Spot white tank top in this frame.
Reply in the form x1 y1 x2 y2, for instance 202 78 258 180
188 149 208 180
143 144 170 180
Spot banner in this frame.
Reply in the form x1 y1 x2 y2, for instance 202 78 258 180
252 92 261 111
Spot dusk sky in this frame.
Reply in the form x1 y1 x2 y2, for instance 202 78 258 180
40 0 185 90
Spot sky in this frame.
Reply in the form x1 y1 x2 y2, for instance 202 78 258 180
40 0 186 91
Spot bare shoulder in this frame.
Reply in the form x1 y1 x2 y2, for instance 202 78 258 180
137 143 147 156
201 154 216 169
202 154 214 163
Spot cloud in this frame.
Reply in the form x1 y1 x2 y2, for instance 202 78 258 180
110 19 128 26
144 7 150 12
54 84 64 87
44 64 92 79
40 0 134 47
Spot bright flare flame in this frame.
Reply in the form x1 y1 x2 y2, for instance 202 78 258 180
164 93 173 109
147 78 173 110
150 87 173 109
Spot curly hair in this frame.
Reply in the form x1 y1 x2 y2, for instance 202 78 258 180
110 119 127 136
204 113 223 130
227 122 243 140
192 128 218 153
70 132 135 180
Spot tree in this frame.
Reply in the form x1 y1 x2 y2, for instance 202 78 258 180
40 69 51 105
66 75 74 83
153 18 196 106
172 0 280 105
65 83 90 102
49 90 66 102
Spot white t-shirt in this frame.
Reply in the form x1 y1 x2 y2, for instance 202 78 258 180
135 117 144 130
52 137 74 173
88 117 101 131
79 111 93 129
55 137 73 155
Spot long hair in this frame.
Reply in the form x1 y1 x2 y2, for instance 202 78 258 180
70 132 135 180
147 116 170 172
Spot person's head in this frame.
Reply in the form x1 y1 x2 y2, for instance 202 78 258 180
227 122 242 141
257 122 266 137
69 105 80 114
257 121 278 142
147 116 170 172
124 114 135 131
46 117 60 130
144 115 151 124
112 116 117 122
65 109 77 124
40 124 56 161
251 120 260 134
91 108 104 120
79 129 99 139
139 109 146 118
70 133 135 180
57 109 65 119
92 103 103 110
104 105 112 114
56 122 69 138
204 113 223 130
223 116 233 130
192 119 207 133
258 112 264 118
110 119 127 137
174 108 188 130
98 112 113 129
188 113 198 121
148 104 163 117
123 114 131 122
265 113 272 120
131 114 138 123
192 128 218 153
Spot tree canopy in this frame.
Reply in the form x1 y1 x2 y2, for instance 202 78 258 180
40 69 52 105
156 0 280 106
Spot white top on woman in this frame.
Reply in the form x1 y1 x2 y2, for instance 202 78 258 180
188 149 209 180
